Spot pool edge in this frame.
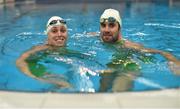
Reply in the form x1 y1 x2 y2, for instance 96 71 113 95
0 89 179 108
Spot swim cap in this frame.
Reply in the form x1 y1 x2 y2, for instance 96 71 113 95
100 9 122 27
45 16 67 34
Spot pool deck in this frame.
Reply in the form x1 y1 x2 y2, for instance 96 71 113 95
0 89 179 109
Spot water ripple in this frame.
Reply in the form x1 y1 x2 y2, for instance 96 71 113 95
144 23 180 29
130 32 149 37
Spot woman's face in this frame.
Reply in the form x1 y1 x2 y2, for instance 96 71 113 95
47 25 68 47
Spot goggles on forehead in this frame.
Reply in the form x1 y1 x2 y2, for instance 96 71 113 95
100 17 117 23
49 19 66 26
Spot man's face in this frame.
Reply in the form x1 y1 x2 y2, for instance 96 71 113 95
47 25 68 47
100 21 119 43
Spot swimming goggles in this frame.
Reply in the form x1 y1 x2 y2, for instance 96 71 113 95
49 19 66 26
100 17 117 23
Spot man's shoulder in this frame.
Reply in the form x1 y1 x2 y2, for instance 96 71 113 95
116 39 126 45
123 39 143 50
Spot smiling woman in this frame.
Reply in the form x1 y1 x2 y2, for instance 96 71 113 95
16 16 71 88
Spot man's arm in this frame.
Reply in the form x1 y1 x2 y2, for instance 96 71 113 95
124 40 180 75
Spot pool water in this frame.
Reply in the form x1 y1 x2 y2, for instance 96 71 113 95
0 2 180 93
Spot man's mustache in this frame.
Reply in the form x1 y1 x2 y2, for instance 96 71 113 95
102 32 113 36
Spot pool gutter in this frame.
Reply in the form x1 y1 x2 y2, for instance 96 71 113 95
0 89 179 108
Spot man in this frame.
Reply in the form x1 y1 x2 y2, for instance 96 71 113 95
98 9 180 92
16 16 71 87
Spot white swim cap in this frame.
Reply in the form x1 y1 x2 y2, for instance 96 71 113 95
45 16 67 34
100 8 122 27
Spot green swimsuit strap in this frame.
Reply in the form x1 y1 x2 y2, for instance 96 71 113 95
116 39 125 46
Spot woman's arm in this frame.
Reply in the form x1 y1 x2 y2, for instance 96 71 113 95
16 45 71 87
16 45 49 78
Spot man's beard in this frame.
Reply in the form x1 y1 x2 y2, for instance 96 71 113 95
101 32 119 43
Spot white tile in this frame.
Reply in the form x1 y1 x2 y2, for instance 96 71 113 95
0 91 46 108
116 89 180 108
0 89 179 108
42 93 120 108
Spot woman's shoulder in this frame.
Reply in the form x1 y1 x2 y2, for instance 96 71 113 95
31 45 49 51
22 45 49 56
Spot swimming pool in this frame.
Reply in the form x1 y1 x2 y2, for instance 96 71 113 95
0 1 180 93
